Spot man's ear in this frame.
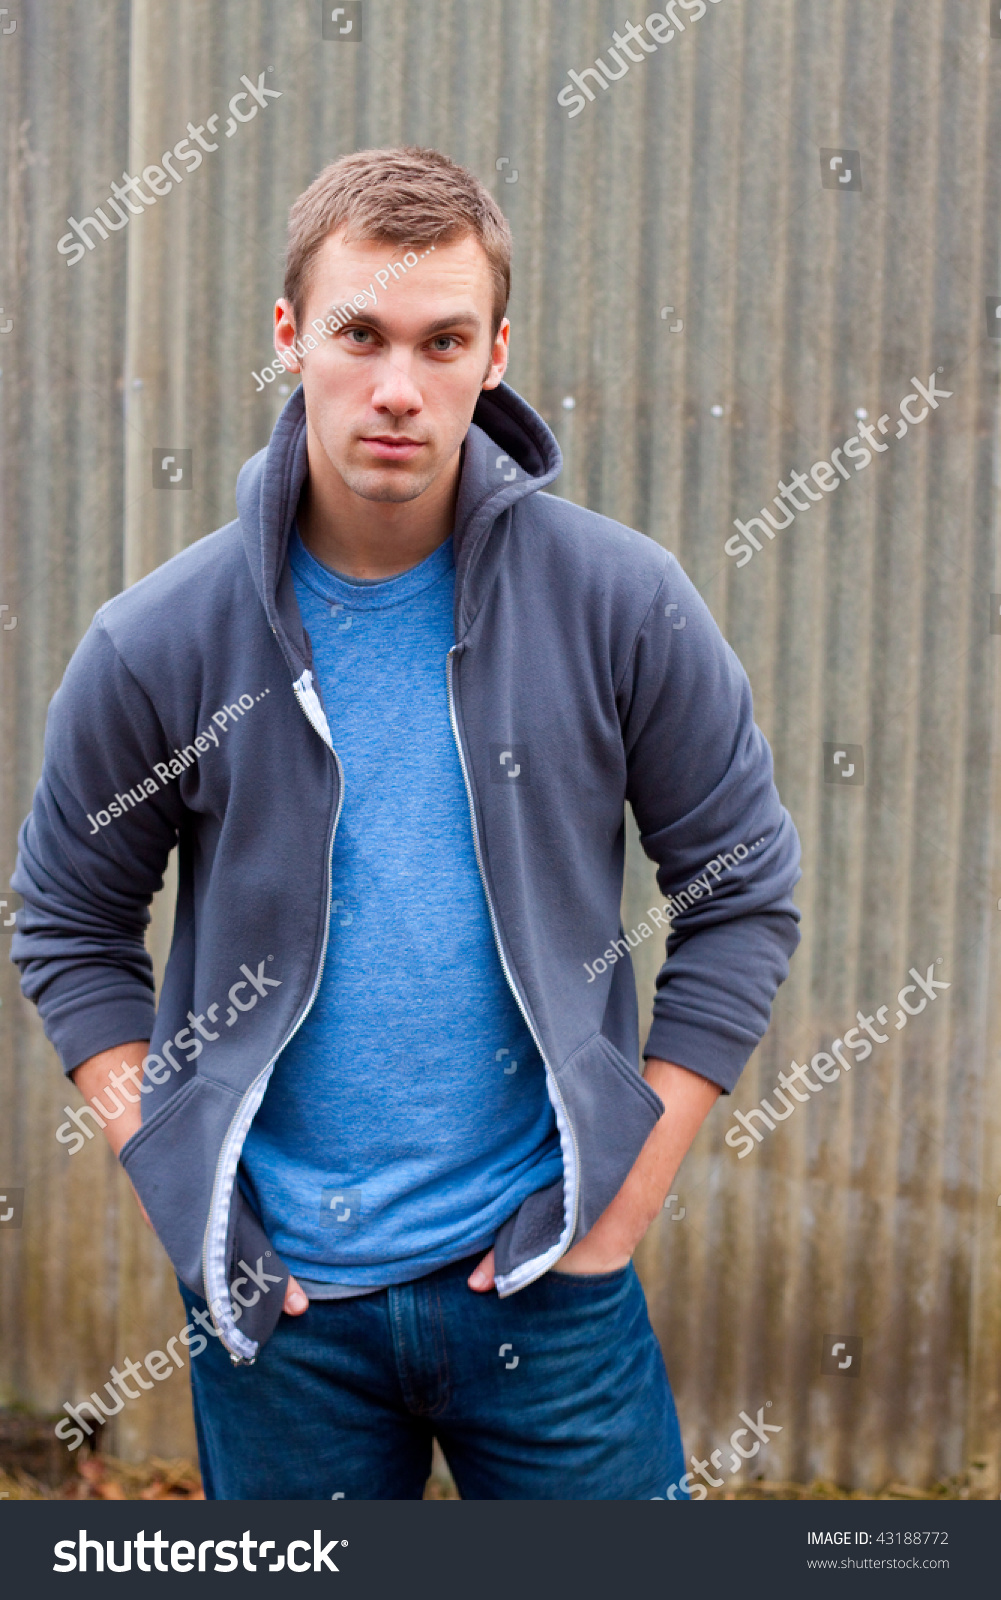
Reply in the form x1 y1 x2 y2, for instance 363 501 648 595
482 317 510 390
274 297 303 372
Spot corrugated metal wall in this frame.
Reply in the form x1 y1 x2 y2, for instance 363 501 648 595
1 0 999 1489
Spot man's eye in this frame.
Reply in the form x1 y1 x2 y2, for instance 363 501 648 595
430 336 457 352
345 327 372 343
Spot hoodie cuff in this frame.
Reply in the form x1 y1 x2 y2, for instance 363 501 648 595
46 998 158 1077
643 1013 759 1095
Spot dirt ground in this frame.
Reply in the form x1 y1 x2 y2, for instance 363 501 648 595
0 1408 983 1501
0 1451 459 1502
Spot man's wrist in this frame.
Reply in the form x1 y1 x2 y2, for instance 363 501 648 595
70 1041 149 1160
554 1210 647 1273
553 1241 633 1274
552 1056 722 1274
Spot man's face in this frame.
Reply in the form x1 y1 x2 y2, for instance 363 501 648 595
275 229 509 505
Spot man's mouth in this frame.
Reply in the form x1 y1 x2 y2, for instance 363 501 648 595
359 434 427 461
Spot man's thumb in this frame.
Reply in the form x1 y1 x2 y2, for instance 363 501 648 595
284 1275 309 1315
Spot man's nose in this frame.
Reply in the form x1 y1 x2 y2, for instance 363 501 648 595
370 352 422 412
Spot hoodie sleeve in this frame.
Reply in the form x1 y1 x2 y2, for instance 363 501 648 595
620 553 801 1094
10 614 183 1074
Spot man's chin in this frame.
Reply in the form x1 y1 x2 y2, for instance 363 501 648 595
337 463 438 504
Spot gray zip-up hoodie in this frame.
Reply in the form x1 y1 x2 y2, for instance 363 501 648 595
12 381 800 1361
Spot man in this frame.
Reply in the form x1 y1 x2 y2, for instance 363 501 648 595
13 147 800 1500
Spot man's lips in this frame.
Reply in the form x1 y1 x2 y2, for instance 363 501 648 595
359 435 427 461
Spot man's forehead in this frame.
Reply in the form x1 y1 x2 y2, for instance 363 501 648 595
312 229 490 289
309 229 492 327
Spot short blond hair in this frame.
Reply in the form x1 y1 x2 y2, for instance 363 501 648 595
284 146 512 336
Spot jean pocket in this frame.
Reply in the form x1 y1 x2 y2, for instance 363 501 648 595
548 1263 632 1285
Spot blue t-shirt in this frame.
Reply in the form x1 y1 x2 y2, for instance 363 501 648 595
240 527 563 1292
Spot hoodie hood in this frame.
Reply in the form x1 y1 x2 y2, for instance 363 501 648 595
235 379 563 659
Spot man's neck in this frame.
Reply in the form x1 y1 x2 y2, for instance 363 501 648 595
296 433 462 580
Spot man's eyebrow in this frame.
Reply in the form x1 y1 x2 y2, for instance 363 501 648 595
320 306 482 338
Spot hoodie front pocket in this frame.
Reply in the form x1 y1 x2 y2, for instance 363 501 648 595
555 1033 664 1238
119 1075 242 1292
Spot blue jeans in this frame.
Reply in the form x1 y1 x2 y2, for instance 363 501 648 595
179 1252 688 1500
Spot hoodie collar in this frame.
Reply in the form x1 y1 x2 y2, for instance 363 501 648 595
236 379 562 670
